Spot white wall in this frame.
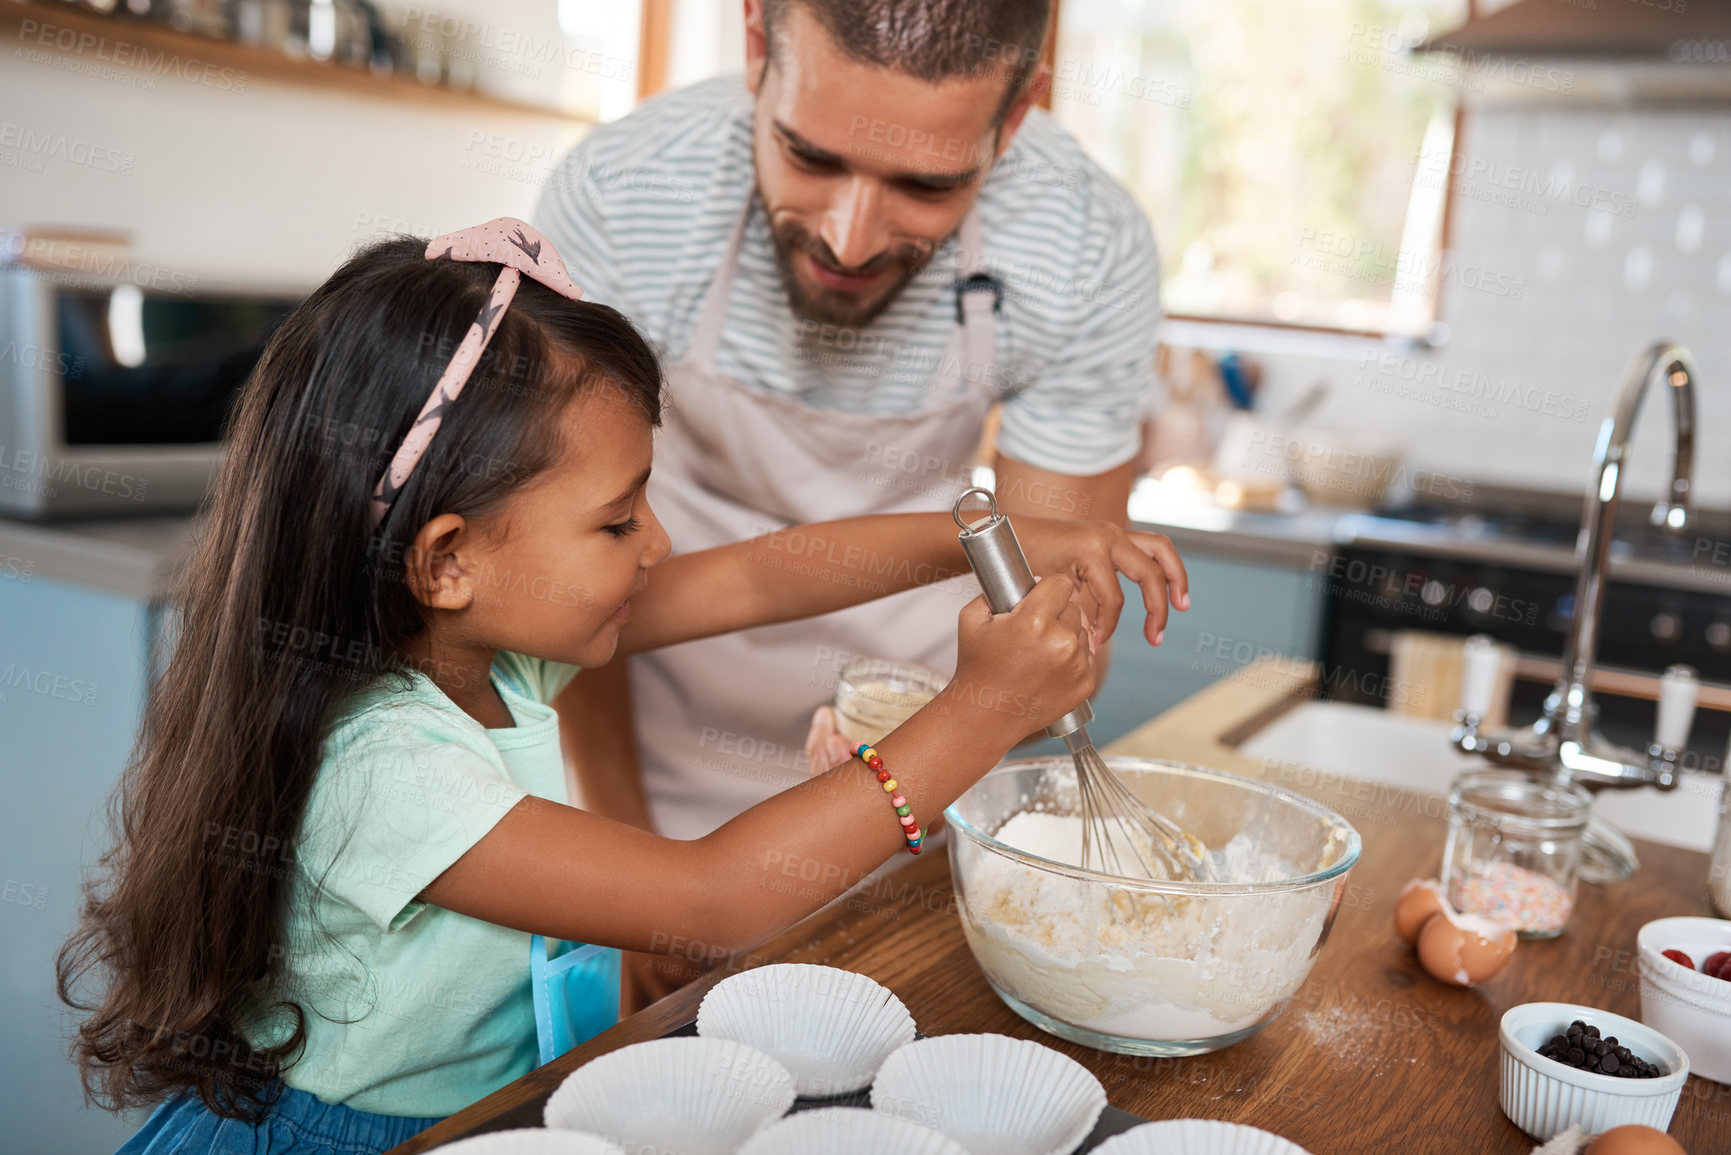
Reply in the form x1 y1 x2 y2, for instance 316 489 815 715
1 6 596 293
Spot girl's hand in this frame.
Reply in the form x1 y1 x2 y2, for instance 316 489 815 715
1014 517 1189 650
951 574 1095 739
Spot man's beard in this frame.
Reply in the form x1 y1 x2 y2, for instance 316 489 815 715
766 208 935 329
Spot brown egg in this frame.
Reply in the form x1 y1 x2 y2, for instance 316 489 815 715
1416 906 1516 986
1584 1124 1687 1155
1394 878 1450 944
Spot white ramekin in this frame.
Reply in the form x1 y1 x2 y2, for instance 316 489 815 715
1498 1002 1689 1140
1636 915 1731 1084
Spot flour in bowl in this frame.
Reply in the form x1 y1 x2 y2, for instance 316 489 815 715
957 810 1333 1042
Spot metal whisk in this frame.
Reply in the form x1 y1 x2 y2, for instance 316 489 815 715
953 488 1215 883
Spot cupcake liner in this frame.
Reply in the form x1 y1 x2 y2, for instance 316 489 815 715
435 1131 628 1155
870 1033 1106 1155
1093 1119 1313 1154
543 1036 795 1155
736 1106 968 1155
697 964 916 1096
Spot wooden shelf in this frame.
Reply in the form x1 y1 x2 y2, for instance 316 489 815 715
3 1 591 123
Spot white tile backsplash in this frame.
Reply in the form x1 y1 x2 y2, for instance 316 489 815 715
1261 101 1731 508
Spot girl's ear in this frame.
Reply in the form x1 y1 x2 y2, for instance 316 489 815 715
403 513 475 610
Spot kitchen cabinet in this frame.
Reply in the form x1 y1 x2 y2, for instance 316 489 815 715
1086 548 1326 746
0 571 157 1154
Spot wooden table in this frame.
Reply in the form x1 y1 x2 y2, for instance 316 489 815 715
390 662 1729 1153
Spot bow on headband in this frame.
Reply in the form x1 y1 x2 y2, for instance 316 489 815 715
369 217 585 526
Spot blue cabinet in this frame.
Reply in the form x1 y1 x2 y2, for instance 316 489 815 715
1086 549 1325 746
0 572 155 1153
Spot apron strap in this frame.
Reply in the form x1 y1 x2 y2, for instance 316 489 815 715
935 208 999 404
530 934 621 1066
686 198 753 368
490 662 524 699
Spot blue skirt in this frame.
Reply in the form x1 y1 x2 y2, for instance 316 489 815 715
116 1083 444 1155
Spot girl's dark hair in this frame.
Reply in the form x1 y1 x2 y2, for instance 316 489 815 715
56 236 662 1120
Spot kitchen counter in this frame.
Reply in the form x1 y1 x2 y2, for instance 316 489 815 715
0 514 198 601
0 493 1330 602
387 663 1726 1154
1126 485 1340 569
9 479 1729 601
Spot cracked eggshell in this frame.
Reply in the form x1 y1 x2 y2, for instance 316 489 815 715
1394 878 1450 945
1418 906 1517 987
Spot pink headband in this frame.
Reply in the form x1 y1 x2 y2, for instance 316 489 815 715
369 217 584 526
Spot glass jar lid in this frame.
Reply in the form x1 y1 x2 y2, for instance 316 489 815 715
1449 768 1591 832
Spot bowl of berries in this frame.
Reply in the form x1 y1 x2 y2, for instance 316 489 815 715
1498 1002 1688 1140
1637 915 1731 1084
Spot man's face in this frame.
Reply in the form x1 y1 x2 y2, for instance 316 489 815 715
746 5 1024 328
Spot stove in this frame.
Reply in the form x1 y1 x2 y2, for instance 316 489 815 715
1319 490 1731 771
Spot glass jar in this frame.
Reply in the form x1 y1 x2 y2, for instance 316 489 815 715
1711 772 1731 919
832 657 948 747
1441 769 1591 939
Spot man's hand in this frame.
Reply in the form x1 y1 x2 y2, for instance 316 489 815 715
804 705 854 776
1014 517 1189 650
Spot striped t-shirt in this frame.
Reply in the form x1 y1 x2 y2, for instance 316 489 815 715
534 75 1161 474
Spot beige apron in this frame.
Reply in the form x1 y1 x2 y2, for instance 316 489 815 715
632 200 1002 838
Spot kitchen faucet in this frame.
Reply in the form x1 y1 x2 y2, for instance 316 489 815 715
1451 343 1701 821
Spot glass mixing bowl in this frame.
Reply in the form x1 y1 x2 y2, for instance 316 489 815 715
946 756 1362 1057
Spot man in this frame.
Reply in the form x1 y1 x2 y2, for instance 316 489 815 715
536 0 1168 1002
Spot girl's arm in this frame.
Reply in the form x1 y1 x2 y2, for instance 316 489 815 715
616 512 1188 655
419 576 1090 955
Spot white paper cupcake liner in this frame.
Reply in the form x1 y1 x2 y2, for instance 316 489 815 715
697 964 917 1096
543 1036 795 1155
435 1131 629 1155
1093 1119 1313 1154
736 1106 968 1155
870 1033 1106 1155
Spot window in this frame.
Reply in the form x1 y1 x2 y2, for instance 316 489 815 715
1050 0 1467 335
556 0 643 120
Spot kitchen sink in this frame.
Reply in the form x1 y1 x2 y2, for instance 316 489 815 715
1234 700 1720 853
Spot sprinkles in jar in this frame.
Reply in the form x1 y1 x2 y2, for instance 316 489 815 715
1441 770 1590 939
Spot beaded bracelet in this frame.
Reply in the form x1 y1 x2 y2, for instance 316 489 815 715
855 743 922 854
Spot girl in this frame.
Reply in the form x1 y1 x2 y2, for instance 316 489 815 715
58 220 1187 1154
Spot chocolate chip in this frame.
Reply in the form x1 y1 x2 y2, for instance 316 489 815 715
1538 1020 1663 1079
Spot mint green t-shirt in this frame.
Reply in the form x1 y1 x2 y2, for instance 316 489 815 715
248 652 580 1118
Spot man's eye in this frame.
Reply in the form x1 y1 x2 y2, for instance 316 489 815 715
604 517 642 538
788 148 842 173
897 179 958 198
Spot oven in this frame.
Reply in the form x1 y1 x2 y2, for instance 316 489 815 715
1317 508 1731 773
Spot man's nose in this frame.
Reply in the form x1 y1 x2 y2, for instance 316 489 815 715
819 177 889 271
